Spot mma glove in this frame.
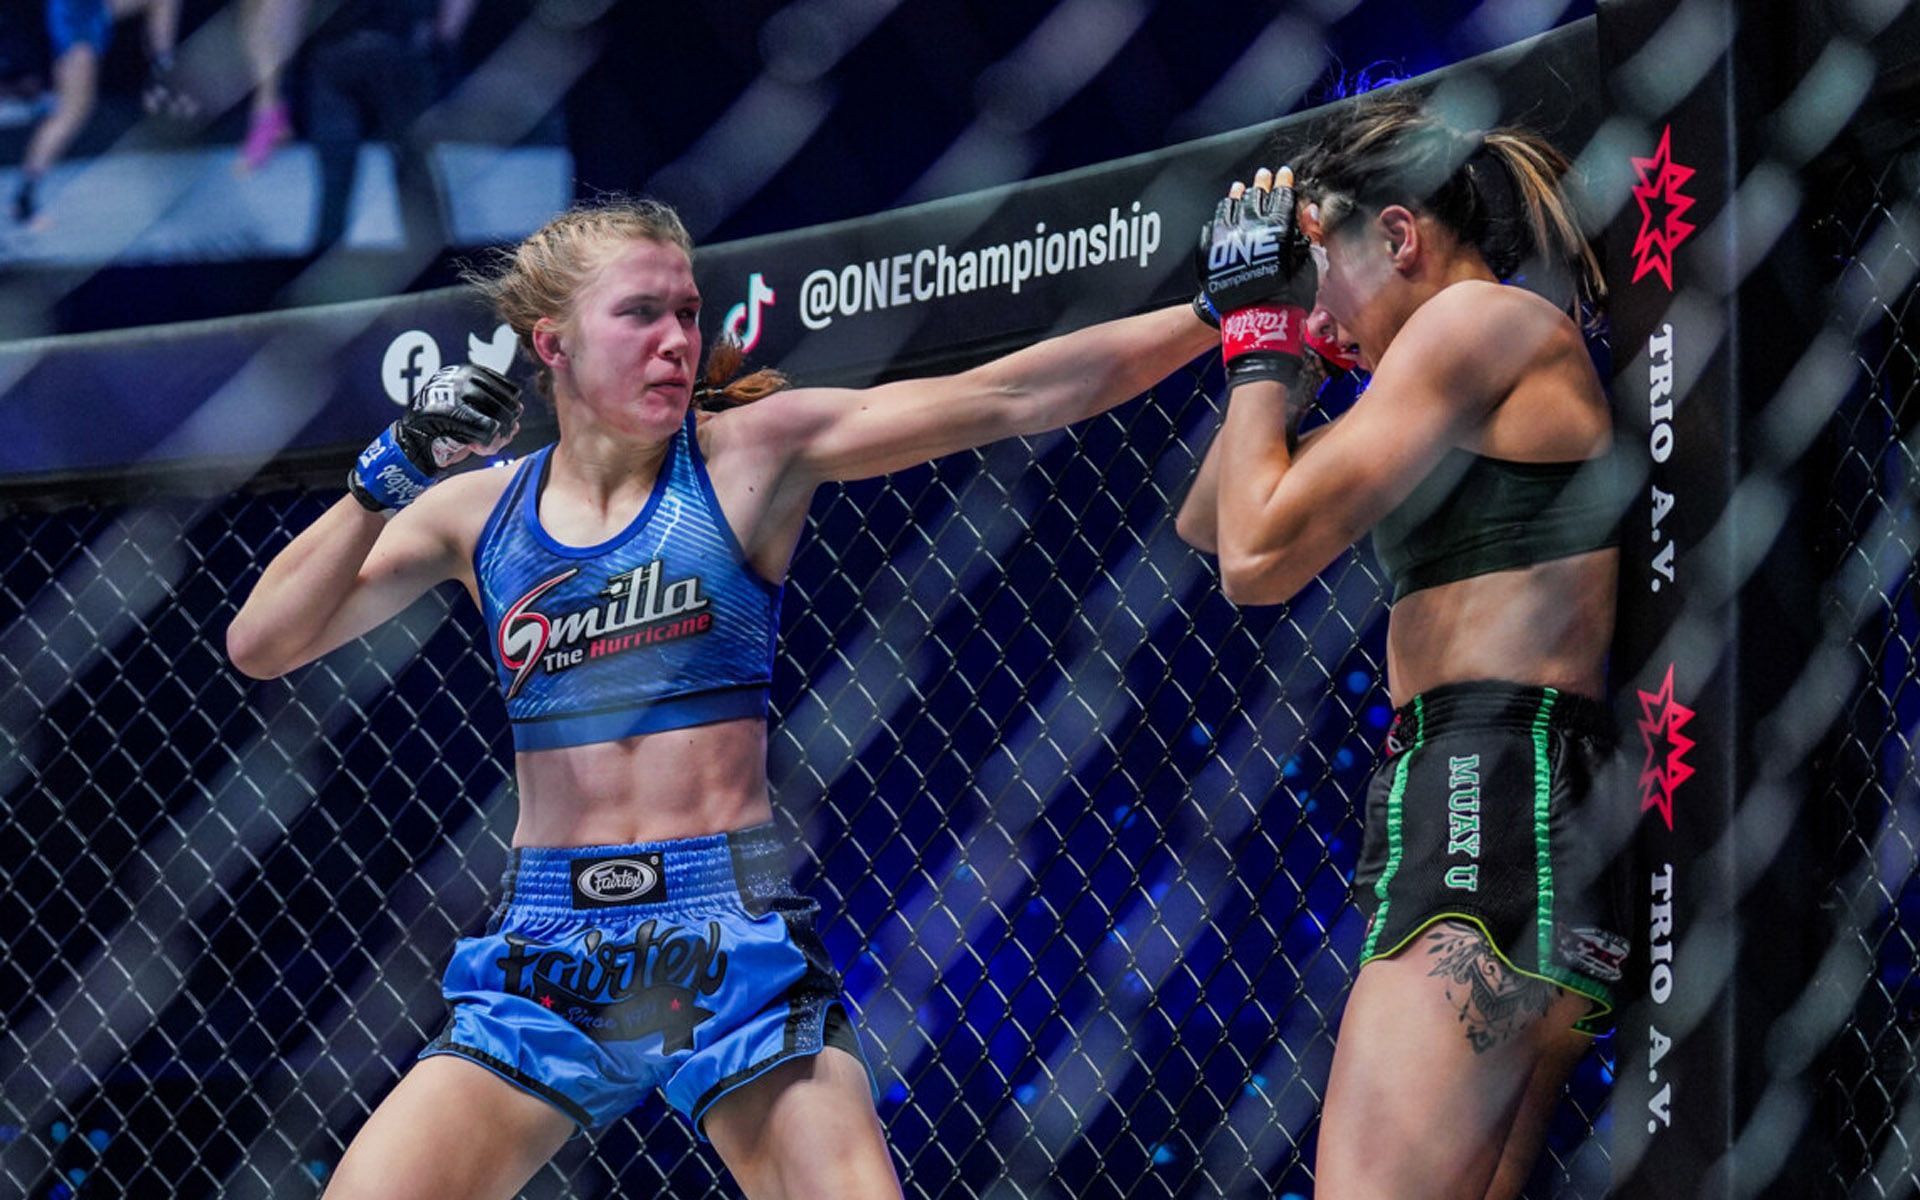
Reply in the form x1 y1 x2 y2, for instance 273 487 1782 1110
1195 173 1319 393
348 363 522 512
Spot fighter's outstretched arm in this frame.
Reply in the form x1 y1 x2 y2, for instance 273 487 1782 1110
735 304 1216 487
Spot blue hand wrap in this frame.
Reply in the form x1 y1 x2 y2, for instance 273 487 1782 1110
350 425 435 510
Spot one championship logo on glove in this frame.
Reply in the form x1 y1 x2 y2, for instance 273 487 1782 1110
423 377 461 413
1206 224 1283 298
1208 224 1282 272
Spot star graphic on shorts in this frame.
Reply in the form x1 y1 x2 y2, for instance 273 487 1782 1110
1629 125 1697 291
1636 663 1696 831
670 998 681 1012
540 994 554 1009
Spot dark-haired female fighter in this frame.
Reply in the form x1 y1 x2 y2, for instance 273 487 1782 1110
1180 99 1627 1199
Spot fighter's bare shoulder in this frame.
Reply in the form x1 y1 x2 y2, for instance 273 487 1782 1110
697 383 846 448
1389 281 1583 393
397 456 525 556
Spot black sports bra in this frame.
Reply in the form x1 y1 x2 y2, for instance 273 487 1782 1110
1371 448 1621 600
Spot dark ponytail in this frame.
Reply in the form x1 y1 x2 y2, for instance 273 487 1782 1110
1289 96 1605 326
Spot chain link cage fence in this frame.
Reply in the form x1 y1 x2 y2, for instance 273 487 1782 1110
0 353 1618 1198
1817 131 1920 1199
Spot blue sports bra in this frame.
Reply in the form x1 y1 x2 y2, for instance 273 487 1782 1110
474 413 782 751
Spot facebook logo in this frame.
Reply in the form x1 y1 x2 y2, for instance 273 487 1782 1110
381 331 442 406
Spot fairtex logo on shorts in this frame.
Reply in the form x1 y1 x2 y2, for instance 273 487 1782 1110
1383 710 1409 757
496 921 728 1050
497 561 713 699
1636 662 1696 831
571 854 667 907
1559 926 1629 984
1629 124 1696 291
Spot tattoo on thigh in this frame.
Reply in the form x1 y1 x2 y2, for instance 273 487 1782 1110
1423 922 1555 1054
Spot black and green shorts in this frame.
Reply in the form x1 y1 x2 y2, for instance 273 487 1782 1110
1353 681 1630 1032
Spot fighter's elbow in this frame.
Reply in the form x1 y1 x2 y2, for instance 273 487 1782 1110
225 618 293 680
1173 506 1217 554
1217 550 1304 607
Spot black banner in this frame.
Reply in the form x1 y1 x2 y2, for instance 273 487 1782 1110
1599 1 1829 1195
0 22 1601 505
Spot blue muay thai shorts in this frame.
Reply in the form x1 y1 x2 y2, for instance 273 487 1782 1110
421 822 871 1134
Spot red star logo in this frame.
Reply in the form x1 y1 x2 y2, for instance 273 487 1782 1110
1629 125 1697 290
1636 663 1696 830
539 994 554 1009
670 999 681 1011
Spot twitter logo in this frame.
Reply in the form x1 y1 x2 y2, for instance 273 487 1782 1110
468 324 517 374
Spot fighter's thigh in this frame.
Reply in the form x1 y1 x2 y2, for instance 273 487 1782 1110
324 1054 576 1200
1482 1023 1591 1200
1316 922 1591 1200
705 1046 902 1200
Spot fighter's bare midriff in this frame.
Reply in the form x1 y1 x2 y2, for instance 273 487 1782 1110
1383 547 1616 708
510 717 774 846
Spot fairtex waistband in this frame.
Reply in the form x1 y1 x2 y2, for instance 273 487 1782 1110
498 822 793 915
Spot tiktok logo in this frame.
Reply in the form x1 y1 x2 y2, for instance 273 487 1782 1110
722 273 777 352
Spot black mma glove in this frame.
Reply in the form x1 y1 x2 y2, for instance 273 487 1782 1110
1195 167 1318 392
348 363 522 512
